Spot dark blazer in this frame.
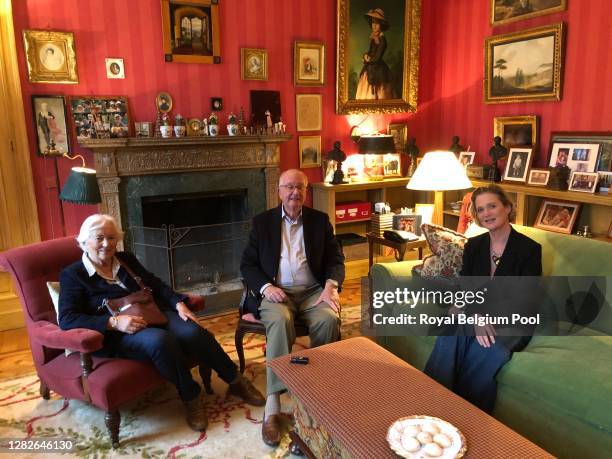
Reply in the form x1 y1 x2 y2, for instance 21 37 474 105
240 205 345 316
58 252 186 334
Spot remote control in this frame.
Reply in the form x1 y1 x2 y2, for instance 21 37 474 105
290 356 309 365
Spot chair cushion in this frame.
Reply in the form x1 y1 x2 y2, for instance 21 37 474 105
412 224 467 278
46 281 75 356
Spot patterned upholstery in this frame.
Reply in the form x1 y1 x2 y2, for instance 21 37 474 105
412 223 467 278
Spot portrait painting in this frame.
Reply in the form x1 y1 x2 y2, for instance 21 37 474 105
336 0 421 114
568 172 598 194
299 136 322 168
241 48 268 81
23 30 78 84
494 115 538 149
535 200 580 234
296 94 322 132
294 41 324 86
458 151 476 167
492 0 566 27
485 23 564 104
503 147 532 182
393 214 422 235
156 91 173 114
210 97 223 111
161 0 220 64
70 96 130 140
31 95 71 156
105 58 125 79
527 169 550 186
387 123 407 152
548 143 601 173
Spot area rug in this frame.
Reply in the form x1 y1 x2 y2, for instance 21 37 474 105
0 303 364 458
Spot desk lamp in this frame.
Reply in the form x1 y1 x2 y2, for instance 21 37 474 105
358 134 395 181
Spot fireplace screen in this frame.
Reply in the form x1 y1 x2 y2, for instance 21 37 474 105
130 221 250 316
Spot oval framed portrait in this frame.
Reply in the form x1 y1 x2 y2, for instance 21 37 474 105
39 43 66 71
156 91 173 114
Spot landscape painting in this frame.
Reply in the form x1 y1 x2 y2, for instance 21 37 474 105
492 0 566 27
485 23 564 104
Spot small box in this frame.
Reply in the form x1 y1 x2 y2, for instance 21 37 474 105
466 164 493 179
335 201 371 222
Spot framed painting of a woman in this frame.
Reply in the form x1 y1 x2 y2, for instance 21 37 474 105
336 0 421 114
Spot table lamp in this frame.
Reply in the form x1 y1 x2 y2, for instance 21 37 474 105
59 153 101 204
406 151 472 226
358 134 395 181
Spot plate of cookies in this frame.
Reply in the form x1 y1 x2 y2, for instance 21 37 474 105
386 415 467 458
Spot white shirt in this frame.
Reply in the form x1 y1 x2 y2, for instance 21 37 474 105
82 253 127 290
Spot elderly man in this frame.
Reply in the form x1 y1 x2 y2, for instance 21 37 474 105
241 169 344 446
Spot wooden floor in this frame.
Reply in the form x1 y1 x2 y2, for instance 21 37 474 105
0 278 362 382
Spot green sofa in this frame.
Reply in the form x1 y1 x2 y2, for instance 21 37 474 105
371 225 612 458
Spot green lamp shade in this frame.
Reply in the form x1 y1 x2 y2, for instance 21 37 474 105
358 134 395 154
59 167 101 204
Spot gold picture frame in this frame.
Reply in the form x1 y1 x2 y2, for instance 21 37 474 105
241 48 268 81
534 200 580 235
494 115 538 150
336 0 421 114
294 41 324 86
491 0 567 27
161 0 221 64
484 23 564 104
387 123 408 152
23 30 78 84
299 135 322 168
296 94 322 132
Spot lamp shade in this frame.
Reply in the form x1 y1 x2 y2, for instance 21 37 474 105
407 151 472 191
59 167 102 204
358 134 395 154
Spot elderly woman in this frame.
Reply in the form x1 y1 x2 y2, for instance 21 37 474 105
58 214 264 432
424 185 542 412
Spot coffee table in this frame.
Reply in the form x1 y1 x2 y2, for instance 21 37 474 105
269 337 553 458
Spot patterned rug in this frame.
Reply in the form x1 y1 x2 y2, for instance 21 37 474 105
0 304 363 458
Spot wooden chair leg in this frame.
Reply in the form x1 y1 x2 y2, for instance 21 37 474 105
199 365 213 394
39 380 50 400
235 326 247 374
105 410 121 449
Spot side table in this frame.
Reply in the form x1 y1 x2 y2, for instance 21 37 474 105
366 232 427 270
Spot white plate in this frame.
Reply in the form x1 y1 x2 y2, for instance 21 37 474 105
386 415 467 458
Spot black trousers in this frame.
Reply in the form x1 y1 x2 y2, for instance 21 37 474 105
100 310 237 401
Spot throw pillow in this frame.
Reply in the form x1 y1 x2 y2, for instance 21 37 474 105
46 281 75 356
412 223 467 278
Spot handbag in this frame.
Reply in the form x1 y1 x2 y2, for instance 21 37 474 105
103 260 168 326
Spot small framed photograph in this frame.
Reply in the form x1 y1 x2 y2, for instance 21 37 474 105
105 58 125 79
527 169 550 186
299 135 322 168
597 171 612 194
23 30 78 84
70 96 130 140
387 123 407 152
294 41 324 86
534 200 580 234
548 142 601 173
503 147 532 182
211 97 223 111
393 214 422 236
156 91 173 114
383 153 402 178
241 48 268 81
134 121 152 138
187 118 202 136
458 151 475 167
296 94 322 132
568 172 599 194
31 95 71 156
494 115 538 150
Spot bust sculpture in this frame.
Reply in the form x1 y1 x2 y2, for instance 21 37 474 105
327 141 347 185
488 136 508 182
449 136 465 156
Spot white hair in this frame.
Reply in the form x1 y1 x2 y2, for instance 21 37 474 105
76 214 123 250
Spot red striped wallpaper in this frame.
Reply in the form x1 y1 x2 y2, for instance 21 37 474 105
12 0 612 239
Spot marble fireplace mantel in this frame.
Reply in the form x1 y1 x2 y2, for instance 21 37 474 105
78 135 291 229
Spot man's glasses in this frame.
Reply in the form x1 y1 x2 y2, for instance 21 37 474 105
279 184 307 191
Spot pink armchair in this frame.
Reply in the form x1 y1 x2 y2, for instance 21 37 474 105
0 236 208 448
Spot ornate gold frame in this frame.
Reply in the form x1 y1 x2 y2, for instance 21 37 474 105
484 23 564 104
22 30 78 84
294 41 324 86
336 0 421 114
387 123 408 152
299 135 322 168
161 0 220 64
241 48 268 81
491 0 566 27
494 115 538 150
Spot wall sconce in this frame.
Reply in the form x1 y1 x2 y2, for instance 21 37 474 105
59 153 101 205
406 151 472 225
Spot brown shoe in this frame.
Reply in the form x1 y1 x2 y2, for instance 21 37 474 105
261 414 281 446
184 395 208 431
228 375 265 406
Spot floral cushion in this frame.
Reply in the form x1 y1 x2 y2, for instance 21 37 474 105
412 223 467 278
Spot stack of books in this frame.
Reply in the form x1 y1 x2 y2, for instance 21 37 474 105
370 213 394 236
